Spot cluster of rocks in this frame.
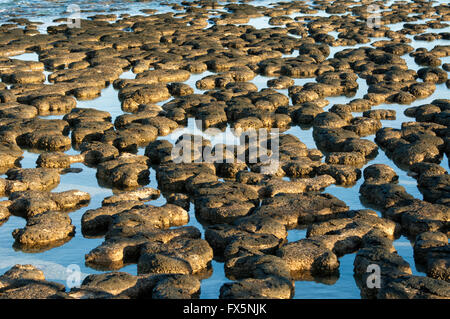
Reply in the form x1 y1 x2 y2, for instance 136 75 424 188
376 119 446 169
0 264 201 299
354 239 450 299
81 187 213 277
360 164 449 235
310 106 380 185
0 0 449 300
1 187 90 250
413 231 449 282
0 167 61 196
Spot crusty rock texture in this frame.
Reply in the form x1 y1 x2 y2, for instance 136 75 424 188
0 0 450 300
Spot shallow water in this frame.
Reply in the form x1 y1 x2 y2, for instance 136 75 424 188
294 253 359 299
0 0 448 298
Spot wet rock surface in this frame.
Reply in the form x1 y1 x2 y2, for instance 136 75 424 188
12 211 76 249
0 264 201 299
377 275 450 299
8 189 90 217
252 193 349 228
96 154 151 189
0 0 449 300
413 232 450 282
1 168 61 196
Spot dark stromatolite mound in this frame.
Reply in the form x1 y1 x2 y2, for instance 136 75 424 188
360 163 449 236
96 153 150 189
193 181 259 224
0 264 68 299
62 108 114 149
417 67 448 84
8 189 90 217
377 276 450 299
0 102 37 119
145 140 174 165
315 164 361 185
102 188 160 206
80 141 120 165
313 126 378 161
0 141 23 173
12 211 75 249
252 193 349 228
101 123 159 153
81 200 145 236
413 232 449 282
385 200 449 236
30 95 77 115
219 276 294 299
0 118 71 152
277 238 340 277
354 246 412 299
84 198 213 276
205 217 286 258
0 202 10 226
375 124 444 168
0 167 61 196
359 164 414 211
137 236 213 275
0 0 449 300
0 264 201 299
405 99 450 128
36 152 84 168
85 225 213 276
306 209 399 257
325 151 366 166
155 162 216 192
77 272 201 299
